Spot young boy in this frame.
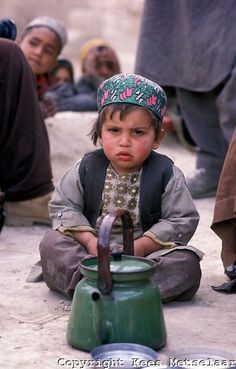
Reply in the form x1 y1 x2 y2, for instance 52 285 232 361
19 15 68 117
40 73 203 303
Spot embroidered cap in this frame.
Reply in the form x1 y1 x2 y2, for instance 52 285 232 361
97 73 167 121
24 16 68 51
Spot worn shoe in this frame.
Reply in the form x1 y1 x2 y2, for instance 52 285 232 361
4 193 52 226
186 168 219 199
225 261 236 280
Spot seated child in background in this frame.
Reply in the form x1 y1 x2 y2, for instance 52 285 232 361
45 37 121 112
50 58 74 85
19 15 68 118
40 73 203 303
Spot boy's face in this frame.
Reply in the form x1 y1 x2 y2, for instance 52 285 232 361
53 67 72 84
83 46 120 81
100 108 164 175
20 27 60 75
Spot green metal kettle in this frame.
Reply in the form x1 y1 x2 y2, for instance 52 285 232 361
67 209 167 352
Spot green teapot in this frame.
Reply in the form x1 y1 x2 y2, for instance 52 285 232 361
67 209 167 352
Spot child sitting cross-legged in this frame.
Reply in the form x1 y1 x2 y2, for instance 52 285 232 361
39 73 203 303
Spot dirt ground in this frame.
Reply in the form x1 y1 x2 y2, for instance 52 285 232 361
1 1 236 367
1 112 236 369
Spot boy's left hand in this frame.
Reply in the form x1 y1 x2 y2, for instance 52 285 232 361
134 239 145 257
134 236 162 257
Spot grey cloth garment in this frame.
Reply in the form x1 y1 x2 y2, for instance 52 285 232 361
176 88 228 172
45 77 98 112
40 149 202 302
40 230 87 297
39 230 201 303
135 0 236 91
49 157 200 249
147 249 201 303
135 0 236 177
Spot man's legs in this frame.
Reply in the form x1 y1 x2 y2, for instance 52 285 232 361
176 88 228 199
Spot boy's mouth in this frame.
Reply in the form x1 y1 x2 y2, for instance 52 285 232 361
116 151 132 160
28 57 41 66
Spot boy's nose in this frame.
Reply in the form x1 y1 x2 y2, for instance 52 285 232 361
98 65 111 79
119 133 131 146
34 46 44 56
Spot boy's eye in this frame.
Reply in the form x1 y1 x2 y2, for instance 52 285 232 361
29 40 38 47
132 129 144 136
44 47 54 56
108 127 119 133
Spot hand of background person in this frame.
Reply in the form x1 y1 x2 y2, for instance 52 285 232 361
40 96 57 118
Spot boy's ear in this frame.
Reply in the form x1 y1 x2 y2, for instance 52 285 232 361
153 128 165 150
98 137 103 146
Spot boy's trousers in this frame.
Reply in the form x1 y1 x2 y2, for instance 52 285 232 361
39 230 201 303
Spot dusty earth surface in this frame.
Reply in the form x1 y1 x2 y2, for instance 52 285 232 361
1 112 236 369
0 1 236 367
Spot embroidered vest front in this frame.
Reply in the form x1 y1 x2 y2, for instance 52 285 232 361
79 149 173 232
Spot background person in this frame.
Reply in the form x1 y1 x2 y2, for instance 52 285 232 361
50 57 74 85
211 130 236 289
135 0 236 199
0 39 54 228
19 15 68 118
45 38 121 112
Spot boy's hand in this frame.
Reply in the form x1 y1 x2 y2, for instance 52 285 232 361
73 231 98 256
134 236 162 257
133 239 145 257
86 237 98 256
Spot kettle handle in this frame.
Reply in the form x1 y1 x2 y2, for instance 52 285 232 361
97 209 134 294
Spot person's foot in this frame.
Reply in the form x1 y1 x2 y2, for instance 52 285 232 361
186 168 219 199
4 193 52 226
225 261 236 280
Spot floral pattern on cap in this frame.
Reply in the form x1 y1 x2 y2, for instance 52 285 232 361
97 73 167 121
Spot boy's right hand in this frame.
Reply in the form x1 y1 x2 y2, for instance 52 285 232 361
86 237 98 256
73 231 98 256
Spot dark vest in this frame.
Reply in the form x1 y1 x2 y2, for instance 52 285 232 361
79 149 173 232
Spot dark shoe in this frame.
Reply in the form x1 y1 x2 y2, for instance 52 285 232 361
186 168 218 199
225 261 236 280
212 279 236 293
26 260 43 282
4 193 52 226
